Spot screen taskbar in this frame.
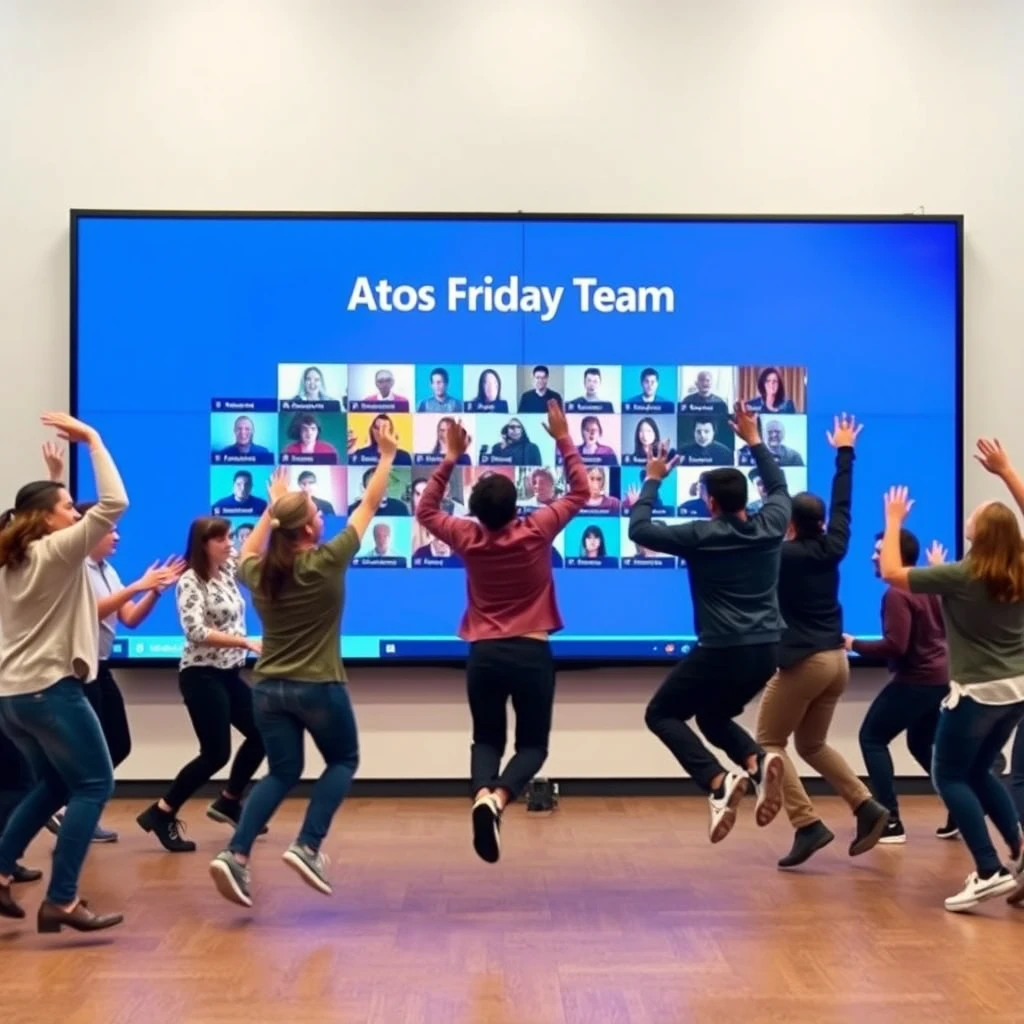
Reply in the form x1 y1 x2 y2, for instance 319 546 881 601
109 636 885 662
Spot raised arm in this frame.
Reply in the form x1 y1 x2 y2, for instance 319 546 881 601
415 419 478 551
734 403 790 536
628 441 699 556
822 414 862 557
97 558 184 628
239 467 289 565
975 438 1024 518
526 400 590 540
36 414 128 565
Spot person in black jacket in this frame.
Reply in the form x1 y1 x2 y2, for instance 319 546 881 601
629 402 788 845
755 414 889 868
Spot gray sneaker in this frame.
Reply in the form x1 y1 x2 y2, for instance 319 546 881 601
282 843 332 895
209 851 252 907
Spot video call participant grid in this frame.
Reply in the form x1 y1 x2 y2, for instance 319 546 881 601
206 362 809 569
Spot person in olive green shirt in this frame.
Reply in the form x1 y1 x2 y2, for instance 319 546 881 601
880 437 1024 914
208 422 401 909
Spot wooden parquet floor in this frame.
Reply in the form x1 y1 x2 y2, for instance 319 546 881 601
2 795 1022 1023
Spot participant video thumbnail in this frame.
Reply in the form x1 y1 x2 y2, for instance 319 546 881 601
564 413 621 466
413 413 477 466
562 517 620 568
515 465 565 512
284 465 347 518
210 465 273 517
277 363 347 410
621 413 677 466
745 465 808 511
476 413 556 467
347 412 413 466
346 466 412 516
347 364 414 412
676 413 736 466
622 364 677 413
411 521 464 568
620 465 676 517
229 521 258 548
516 364 565 413
579 465 621 516
463 364 516 413
737 365 807 414
351 516 412 568
414 364 464 413
564 364 621 413
210 410 277 465
678 366 736 414
737 414 807 468
278 409 346 465
675 467 711 518
619 518 679 569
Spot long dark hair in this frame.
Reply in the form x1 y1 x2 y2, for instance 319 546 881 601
183 516 231 582
0 481 66 569
259 492 312 599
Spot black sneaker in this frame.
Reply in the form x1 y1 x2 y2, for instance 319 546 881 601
209 851 252 907
777 821 835 869
136 803 197 852
878 818 906 844
935 815 960 840
849 798 890 857
206 796 268 835
471 794 502 863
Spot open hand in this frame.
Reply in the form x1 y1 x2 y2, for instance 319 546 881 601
41 412 98 445
842 633 855 651
926 540 948 565
267 465 290 504
644 440 679 482
827 413 863 448
542 398 569 440
974 438 1010 477
883 485 914 523
729 401 760 447
376 418 399 459
445 419 471 460
42 441 65 481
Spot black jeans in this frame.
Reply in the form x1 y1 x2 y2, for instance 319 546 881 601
859 681 946 819
645 643 778 792
162 666 266 813
84 661 132 769
466 638 556 800
0 724 34 834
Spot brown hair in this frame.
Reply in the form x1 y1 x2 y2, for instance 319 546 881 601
0 481 66 569
259 492 313 599
183 516 231 581
967 502 1024 603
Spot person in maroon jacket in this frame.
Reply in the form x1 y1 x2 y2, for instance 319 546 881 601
845 528 949 843
415 399 588 864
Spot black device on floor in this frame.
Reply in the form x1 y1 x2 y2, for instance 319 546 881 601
526 777 559 812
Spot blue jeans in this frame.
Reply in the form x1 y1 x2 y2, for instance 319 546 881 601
0 678 114 903
932 695 1024 877
230 681 359 857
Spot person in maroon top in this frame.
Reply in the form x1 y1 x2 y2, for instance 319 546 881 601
844 528 950 843
415 399 588 864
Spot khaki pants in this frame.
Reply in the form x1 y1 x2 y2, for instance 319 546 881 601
755 649 870 829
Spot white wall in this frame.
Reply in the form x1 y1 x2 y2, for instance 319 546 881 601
2 0 1022 780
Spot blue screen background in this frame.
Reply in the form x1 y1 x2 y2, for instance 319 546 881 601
72 215 960 662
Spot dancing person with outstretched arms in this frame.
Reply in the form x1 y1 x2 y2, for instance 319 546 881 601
415 399 588 863
136 518 265 852
42 436 184 842
755 415 889 868
880 453 1024 912
846 531 951 843
209 434 400 907
628 403 788 843
0 413 128 932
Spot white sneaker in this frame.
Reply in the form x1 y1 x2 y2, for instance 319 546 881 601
751 752 784 828
471 794 501 864
944 869 1016 913
708 771 749 844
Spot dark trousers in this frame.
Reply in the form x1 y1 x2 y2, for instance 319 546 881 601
230 680 360 856
0 679 114 904
0 725 34 834
1007 726 1024 823
645 643 778 792
466 638 556 800
859 681 945 819
84 661 132 769
932 695 1024 877
162 666 265 813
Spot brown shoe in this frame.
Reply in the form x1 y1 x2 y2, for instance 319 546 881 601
0 882 25 919
37 899 123 933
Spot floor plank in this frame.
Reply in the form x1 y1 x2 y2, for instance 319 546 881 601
3 795 1023 1023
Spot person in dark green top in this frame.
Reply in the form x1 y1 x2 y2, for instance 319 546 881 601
880 439 1024 914
208 421 400 909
